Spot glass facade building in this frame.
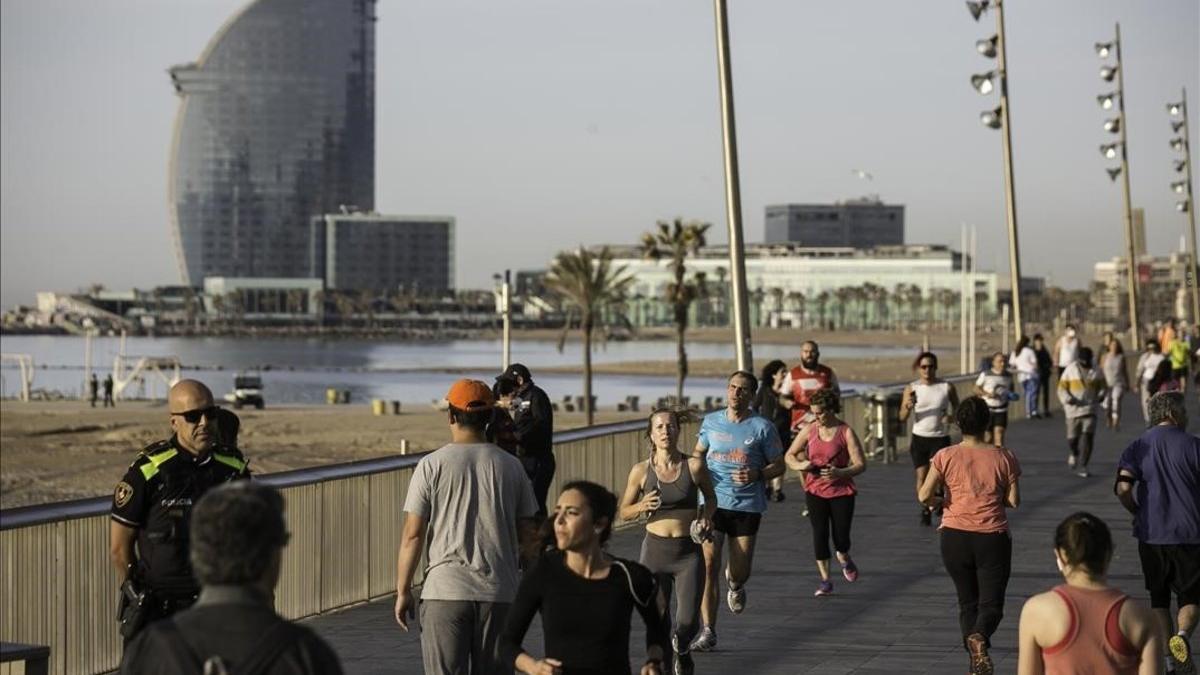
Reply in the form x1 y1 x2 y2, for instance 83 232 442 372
168 0 376 286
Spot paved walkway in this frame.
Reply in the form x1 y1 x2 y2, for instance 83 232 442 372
310 396 1174 674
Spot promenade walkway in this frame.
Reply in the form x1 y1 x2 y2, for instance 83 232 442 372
310 397 1169 674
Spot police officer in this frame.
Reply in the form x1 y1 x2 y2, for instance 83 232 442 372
109 379 250 639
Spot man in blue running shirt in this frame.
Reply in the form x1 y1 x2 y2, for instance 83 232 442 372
689 371 786 652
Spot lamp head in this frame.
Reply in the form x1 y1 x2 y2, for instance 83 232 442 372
1099 65 1118 82
1179 200 1191 213
1106 167 1122 181
976 35 998 58
1176 160 1189 174
1104 118 1121 134
970 71 996 95
1171 138 1187 152
1100 143 1121 160
1168 102 1184 116
980 107 1002 129
1097 93 1116 110
1095 42 1113 59
966 1 990 22
1171 181 1187 195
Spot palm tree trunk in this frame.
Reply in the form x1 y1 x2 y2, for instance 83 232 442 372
582 316 594 426
676 318 687 401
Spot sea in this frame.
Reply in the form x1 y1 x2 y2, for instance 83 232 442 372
0 335 913 406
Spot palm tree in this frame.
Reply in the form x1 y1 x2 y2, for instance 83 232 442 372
815 291 831 330
544 246 634 426
640 218 711 401
786 290 806 328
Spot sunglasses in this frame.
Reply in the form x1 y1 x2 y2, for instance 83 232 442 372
171 406 220 424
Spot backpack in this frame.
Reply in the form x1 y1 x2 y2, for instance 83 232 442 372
152 619 298 675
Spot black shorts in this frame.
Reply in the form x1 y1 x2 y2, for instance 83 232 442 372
910 435 952 468
711 508 762 537
989 410 1008 429
1138 541 1200 607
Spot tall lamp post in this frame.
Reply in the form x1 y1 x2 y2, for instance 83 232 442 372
713 0 753 372
967 0 1025 344
493 270 512 370
1095 25 1141 350
1167 92 1198 327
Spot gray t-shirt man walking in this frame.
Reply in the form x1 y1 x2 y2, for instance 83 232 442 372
395 379 538 675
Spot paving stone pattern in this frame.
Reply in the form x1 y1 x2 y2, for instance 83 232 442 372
310 396 1181 674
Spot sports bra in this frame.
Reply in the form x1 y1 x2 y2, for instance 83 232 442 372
641 456 699 511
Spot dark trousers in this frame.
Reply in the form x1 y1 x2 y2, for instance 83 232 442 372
805 492 855 560
939 528 1012 647
530 453 556 519
1038 374 1051 414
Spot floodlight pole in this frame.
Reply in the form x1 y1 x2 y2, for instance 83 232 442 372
713 0 753 372
1114 23 1142 350
994 0 1025 344
1178 88 1200 328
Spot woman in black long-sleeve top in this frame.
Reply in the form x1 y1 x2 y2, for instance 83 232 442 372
501 481 669 675
756 360 793 502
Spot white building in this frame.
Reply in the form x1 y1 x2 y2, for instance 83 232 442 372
590 243 997 329
202 277 324 320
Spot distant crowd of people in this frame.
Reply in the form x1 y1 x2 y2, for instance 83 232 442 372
108 330 1198 675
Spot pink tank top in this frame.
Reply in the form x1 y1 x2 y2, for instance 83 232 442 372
805 424 856 499
1041 584 1139 675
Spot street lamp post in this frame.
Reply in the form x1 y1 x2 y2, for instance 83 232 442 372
1096 24 1141 350
967 0 1025 344
1168 90 1198 327
494 271 512 370
713 0 753 372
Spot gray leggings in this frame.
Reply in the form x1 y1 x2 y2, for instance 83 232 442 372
639 531 703 652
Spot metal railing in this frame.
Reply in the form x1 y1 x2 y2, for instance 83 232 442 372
0 374 1052 674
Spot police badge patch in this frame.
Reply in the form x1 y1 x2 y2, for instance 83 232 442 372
114 481 133 508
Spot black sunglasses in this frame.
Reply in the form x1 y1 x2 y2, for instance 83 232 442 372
171 406 220 424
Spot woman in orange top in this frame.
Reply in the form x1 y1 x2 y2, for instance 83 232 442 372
919 396 1021 675
1017 512 1161 675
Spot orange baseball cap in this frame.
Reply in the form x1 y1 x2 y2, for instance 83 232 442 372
446 379 494 411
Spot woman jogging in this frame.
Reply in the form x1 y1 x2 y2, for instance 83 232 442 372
1100 338 1129 430
919 396 1021 675
502 481 669 675
975 352 1015 446
899 351 959 526
1017 512 1160 674
618 409 717 675
784 388 866 597
756 360 792 503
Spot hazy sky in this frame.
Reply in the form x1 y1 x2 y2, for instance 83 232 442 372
1 0 1197 309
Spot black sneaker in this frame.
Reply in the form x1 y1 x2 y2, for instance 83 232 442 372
673 650 695 675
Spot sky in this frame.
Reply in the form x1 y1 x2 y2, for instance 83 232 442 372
1 0 1197 309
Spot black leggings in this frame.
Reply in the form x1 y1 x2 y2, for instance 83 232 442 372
805 492 855 561
939 528 1012 647
1038 374 1051 413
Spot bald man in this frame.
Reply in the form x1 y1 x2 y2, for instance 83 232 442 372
110 379 251 640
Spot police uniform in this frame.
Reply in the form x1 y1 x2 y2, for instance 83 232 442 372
111 437 250 625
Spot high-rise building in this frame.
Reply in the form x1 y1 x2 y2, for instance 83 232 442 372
764 198 904 248
312 214 455 292
167 0 376 286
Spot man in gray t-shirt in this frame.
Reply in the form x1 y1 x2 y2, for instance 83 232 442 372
395 379 539 674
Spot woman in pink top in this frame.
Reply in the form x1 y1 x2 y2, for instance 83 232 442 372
784 389 866 597
1017 512 1161 675
919 396 1021 675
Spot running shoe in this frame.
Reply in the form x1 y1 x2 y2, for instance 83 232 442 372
1076 467 1091 478
689 626 717 652
1067 454 1077 468
1170 635 1195 675
772 490 786 503
920 508 932 526
725 568 746 614
966 633 994 675
673 650 695 675
841 559 859 582
814 579 834 596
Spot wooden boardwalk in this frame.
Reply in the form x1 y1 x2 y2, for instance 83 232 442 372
309 396 1171 674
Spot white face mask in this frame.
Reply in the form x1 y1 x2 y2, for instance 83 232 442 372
1066 329 1076 338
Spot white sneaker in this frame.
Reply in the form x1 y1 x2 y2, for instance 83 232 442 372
725 568 746 614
